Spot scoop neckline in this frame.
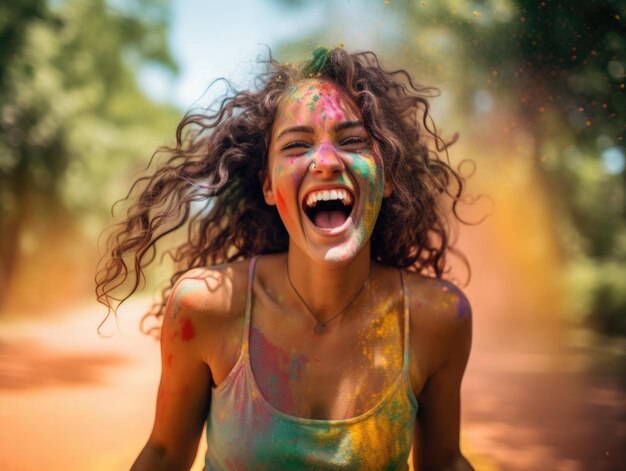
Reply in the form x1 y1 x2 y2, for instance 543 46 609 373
245 354 415 425
212 255 419 424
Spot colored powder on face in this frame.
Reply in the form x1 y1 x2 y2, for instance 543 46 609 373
282 81 348 126
316 142 336 163
321 93 343 120
181 317 195 341
307 94 320 112
359 158 384 241
351 155 371 178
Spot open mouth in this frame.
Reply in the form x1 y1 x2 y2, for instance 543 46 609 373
303 188 354 230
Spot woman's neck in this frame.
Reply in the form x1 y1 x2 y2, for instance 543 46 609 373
285 242 372 323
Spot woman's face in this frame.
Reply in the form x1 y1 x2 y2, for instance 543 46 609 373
263 79 391 265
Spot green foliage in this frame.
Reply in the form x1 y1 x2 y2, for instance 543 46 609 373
591 272 626 335
0 0 48 88
374 0 626 151
566 259 626 335
0 0 180 308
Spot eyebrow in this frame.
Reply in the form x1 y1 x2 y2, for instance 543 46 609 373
335 120 365 132
277 125 314 140
276 121 365 140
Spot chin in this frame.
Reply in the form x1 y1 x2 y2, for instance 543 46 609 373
307 238 370 267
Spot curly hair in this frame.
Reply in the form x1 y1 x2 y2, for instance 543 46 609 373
95 47 469 334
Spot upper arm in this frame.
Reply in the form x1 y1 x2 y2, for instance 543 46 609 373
133 272 219 470
411 279 473 471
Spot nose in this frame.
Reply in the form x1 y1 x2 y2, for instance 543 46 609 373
310 142 344 177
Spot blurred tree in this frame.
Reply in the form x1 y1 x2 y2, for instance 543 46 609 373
416 0 626 335
512 1 625 158
0 0 179 310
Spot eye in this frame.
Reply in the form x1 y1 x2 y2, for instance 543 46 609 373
339 135 371 150
281 141 310 151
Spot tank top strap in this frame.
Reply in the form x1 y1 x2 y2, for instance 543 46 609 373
242 256 259 352
399 268 410 373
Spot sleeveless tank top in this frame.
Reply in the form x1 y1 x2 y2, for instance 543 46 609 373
204 257 418 470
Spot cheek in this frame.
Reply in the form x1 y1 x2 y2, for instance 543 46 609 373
273 158 309 189
275 189 289 218
271 159 309 225
352 153 385 197
351 153 384 237
274 185 293 229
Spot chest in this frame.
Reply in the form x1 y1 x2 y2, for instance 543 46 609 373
248 294 405 420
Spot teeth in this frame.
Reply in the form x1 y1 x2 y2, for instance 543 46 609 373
305 188 354 208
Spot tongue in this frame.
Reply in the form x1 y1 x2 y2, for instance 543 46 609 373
313 210 347 229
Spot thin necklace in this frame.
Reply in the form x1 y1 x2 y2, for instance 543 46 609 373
285 260 370 335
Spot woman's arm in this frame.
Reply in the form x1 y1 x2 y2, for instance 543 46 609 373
411 280 474 471
131 276 214 471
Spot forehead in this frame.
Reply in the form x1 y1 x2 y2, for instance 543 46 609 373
274 80 361 126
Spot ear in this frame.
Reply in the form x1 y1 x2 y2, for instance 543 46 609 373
259 170 276 206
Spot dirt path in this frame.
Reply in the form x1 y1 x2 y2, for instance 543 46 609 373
0 300 168 471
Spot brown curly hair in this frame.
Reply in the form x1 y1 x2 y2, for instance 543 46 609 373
95 47 469 334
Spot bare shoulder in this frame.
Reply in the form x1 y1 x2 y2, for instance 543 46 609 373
140 263 253 467
402 270 472 381
402 271 472 328
160 261 251 361
166 262 248 321
169 259 253 316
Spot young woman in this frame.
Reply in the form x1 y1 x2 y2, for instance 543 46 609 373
97 47 474 470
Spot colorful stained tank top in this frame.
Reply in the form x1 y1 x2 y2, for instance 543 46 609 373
204 257 418 470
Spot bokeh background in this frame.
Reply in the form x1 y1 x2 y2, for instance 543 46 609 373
1 0 625 470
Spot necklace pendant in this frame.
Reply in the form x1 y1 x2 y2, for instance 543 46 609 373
314 323 327 335
286 260 371 337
